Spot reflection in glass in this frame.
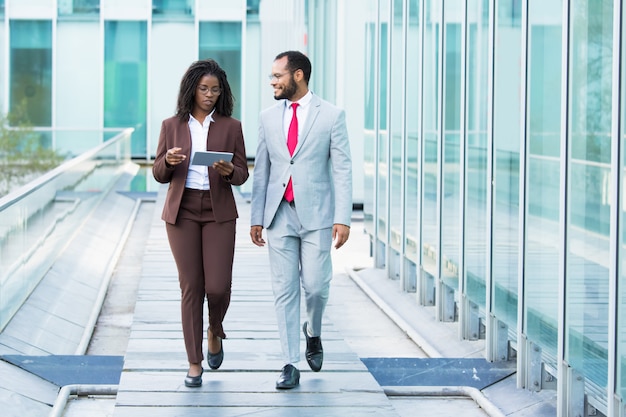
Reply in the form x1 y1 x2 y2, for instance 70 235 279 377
405 0 421 264
620 0 626 400
104 21 147 157
378 12 389 245
58 0 100 15
524 0 562 361
421 0 441 281
0 130 132 331
566 0 613 392
199 23 242 120
490 0 522 318
441 0 462 291
389 0 403 257
364 21 377 237
465 0 489 320
10 20 53 128
152 0 193 16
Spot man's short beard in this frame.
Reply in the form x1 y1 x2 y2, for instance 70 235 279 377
274 78 298 100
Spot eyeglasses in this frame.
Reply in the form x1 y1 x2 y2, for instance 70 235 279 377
197 86 221 95
268 71 292 81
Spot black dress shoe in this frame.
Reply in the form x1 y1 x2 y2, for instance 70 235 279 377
303 322 323 372
184 368 203 387
276 364 300 389
208 339 224 370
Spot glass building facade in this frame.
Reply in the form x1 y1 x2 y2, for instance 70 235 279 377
4 0 626 414
352 0 626 414
0 0 264 160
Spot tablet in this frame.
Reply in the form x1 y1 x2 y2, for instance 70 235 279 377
191 151 234 166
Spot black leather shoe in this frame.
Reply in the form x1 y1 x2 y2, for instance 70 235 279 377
303 322 323 372
184 368 203 387
276 364 300 389
208 339 224 370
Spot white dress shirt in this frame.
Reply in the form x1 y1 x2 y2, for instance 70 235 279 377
185 110 215 190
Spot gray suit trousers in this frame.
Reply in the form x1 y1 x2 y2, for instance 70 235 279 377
266 199 333 365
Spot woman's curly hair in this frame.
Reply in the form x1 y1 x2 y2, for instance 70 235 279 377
176 59 234 120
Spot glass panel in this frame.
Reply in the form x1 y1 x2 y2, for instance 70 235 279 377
566 0 613 393
378 10 389 245
524 0 562 361
58 0 100 15
104 21 147 157
421 0 441 281
405 0 421 263
620 0 626 400
152 0 193 16
465 0 490 317
389 0 403 255
0 129 132 331
10 20 53 127
247 0 261 16
364 20 377 237
441 0 462 291
490 0 522 318
199 23 242 120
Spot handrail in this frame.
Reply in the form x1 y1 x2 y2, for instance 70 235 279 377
0 127 133 210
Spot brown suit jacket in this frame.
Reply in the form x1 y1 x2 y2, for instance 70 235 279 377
153 113 249 224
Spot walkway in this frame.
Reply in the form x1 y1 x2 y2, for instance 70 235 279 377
112 188 400 416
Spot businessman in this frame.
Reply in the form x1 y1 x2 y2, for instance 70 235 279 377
250 50 352 389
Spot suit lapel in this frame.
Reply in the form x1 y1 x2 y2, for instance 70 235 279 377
207 113 220 149
293 94 320 156
176 119 192 155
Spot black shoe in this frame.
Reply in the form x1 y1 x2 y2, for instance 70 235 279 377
208 339 224 370
276 364 300 389
303 322 323 372
184 368 203 387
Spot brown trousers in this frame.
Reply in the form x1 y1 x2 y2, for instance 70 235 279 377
165 188 235 364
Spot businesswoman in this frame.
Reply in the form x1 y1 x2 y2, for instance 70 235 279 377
153 59 248 387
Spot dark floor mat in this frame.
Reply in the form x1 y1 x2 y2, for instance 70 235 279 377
361 357 516 389
1 355 124 386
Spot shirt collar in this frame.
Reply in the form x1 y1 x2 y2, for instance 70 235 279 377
188 109 216 127
287 90 312 109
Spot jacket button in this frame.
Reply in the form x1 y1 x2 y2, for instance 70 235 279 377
290 160 294 164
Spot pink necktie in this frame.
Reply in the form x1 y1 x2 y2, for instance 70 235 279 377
284 102 299 202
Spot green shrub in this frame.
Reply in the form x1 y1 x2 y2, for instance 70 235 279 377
0 108 65 197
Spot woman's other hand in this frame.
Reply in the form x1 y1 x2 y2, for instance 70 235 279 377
166 147 186 166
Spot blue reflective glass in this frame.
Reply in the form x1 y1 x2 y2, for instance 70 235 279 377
441 0 462 293
421 0 441 283
58 0 100 15
524 0 562 361
490 0 522 322
199 22 242 120
377 19 388 244
364 21 377 237
405 0 421 264
10 20 52 127
152 0 193 15
104 21 147 157
390 0 403 257
620 0 626 400
566 0 613 392
465 0 490 322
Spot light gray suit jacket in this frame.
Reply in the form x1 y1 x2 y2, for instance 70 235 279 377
250 93 352 231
